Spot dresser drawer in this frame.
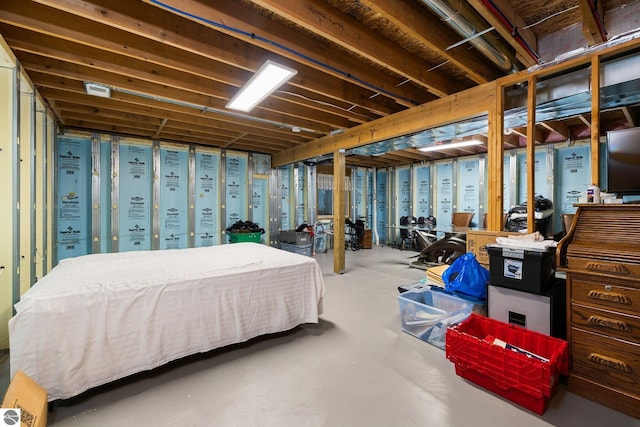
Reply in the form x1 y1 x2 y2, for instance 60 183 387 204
567 253 640 278
571 328 640 397
570 275 640 314
572 303 640 343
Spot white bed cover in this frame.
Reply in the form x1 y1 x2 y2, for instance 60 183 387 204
9 243 325 401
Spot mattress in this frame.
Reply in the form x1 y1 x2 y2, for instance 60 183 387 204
9 243 325 401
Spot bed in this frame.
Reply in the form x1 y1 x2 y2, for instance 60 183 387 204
8 242 325 401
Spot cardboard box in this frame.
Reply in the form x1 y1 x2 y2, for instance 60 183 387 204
465 230 519 266
2 370 48 427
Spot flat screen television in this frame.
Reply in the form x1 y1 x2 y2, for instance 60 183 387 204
606 127 640 195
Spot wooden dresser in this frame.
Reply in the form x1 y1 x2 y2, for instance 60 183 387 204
556 204 640 418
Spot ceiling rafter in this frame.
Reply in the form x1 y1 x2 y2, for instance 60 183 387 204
22 0 409 120
206 0 466 98
466 0 538 67
621 106 636 128
130 0 437 107
36 81 314 145
18 51 339 134
539 119 570 139
576 0 607 45
358 0 502 84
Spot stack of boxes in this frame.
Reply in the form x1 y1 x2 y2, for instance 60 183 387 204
442 232 569 414
486 244 566 338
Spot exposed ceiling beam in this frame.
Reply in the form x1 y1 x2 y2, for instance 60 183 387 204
577 0 607 45
510 125 545 144
246 0 465 98
25 0 412 118
37 82 312 144
130 0 436 106
272 83 494 166
621 106 637 128
466 0 539 67
356 0 502 84
502 133 520 148
18 51 338 135
577 113 591 128
539 119 570 139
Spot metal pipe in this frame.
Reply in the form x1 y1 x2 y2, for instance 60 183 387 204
419 0 518 73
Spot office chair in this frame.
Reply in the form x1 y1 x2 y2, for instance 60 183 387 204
399 215 417 250
482 213 509 230
345 218 363 251
451 212 474 227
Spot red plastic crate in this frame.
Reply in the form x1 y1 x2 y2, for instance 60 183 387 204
445 314 568 415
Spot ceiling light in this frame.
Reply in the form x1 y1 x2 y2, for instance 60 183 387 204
418 139 483 152
84 82 111 98
226 60 297 112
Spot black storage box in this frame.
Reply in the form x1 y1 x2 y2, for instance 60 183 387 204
487 244 555 295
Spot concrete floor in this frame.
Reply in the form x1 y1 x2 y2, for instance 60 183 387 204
5 246 640 426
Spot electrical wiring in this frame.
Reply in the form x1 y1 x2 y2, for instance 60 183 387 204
522 5 579 30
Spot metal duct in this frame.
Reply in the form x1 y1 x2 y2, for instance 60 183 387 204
419 0 518 73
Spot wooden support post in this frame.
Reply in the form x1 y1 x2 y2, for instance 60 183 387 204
526 76 537 234
591 55 601 186
487 82 504 231
333 149 345 274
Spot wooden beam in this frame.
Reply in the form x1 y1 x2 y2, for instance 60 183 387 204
132 0 431 107
358 0 501 84
272 83 494 166
621 106 636 128
27 0 424 114
577 0 607 45
502 133 520 148
539 119 570 139
526 75 536 234
333 150 346 274
577 114 591 127
466 0 538 67
36 81 311 146
498 39 640 89
487 81 504 231
249 0 466 98
17 52 337 135
591 55 601 186
510 125 545 144
8 32 369 129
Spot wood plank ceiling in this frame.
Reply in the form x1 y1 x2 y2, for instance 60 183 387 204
0 0 637 167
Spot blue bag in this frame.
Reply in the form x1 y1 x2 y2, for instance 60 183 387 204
442 252 489 299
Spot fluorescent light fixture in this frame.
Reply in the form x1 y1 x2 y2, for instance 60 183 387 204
84 82 111 98
418 139 483 152
226 60 297 112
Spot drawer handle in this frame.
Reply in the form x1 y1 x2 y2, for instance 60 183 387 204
585 262 629 275
588 353 632 374
587 315 632 333
588 290 632 305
